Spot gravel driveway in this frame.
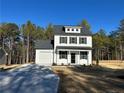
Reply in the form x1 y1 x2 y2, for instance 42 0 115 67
0 64 59 93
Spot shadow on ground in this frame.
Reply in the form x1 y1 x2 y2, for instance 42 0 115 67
53 65 124 93
0 64 59 93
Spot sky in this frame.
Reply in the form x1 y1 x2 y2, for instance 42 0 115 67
0 0 124 33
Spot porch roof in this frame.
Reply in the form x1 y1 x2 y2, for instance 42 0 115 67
56 46 92 50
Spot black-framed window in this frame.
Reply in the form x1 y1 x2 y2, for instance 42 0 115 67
79 37 87 44
72 29 74 31
80 52 87 59
59 51 67 59
60 37 67 43
70 37 77 44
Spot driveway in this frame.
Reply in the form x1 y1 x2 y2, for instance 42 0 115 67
52 66 124 93
0 64 59 93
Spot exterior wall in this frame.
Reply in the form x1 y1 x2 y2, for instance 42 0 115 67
55 49 92 65
54 35 92 47
53 35 92 65
35 35 92 66
35 49 53 66
56 51 68 65
65 27 81 33
36 49 92 66
79 50 92 65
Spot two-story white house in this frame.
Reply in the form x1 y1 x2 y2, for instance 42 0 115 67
35 25 92 66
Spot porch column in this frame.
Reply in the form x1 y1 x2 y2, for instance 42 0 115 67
68 51 71 64
89 50 92 65
77 51 80 64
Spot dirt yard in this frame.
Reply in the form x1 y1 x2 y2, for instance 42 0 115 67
52 62 124 93
97 60 124 69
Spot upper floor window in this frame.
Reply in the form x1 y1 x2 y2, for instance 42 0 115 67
72 29 74 31
70 37 77 44
76 29 78 31
80 52 87 59
79 37 87 44
59 51 67 59
60 37 67 44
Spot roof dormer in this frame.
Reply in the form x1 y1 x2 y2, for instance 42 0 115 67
64 26 82 33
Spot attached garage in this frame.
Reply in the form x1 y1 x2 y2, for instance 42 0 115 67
35 50 53 66
35 40 54 66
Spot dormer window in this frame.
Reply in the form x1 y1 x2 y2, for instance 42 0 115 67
65 26 81 33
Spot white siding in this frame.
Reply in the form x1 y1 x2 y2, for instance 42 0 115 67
65 28 81 33
54 34 92 65
79 50 92 65
54 35 92 47
35 49 53 66
36 35 92 66
55 49 92 65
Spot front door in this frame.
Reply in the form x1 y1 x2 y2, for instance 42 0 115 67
71 53 75 63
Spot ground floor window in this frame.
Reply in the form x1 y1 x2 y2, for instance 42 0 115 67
59 51 67 59
80 52 88 59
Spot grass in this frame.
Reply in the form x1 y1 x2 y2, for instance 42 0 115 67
52 61 124 93
97 60 124 69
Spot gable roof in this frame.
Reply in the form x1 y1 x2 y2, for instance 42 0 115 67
35 40 53 49
53 25 92 36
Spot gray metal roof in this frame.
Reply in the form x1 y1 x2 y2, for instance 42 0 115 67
53 25 92 36
35 40 53 49
35 25 92 49
56 46 92 50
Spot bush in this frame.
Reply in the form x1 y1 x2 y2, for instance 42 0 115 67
61 63 64 66
96 58 99 66
52 63 57 66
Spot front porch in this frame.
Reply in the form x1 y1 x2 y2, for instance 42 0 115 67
54 48 92 65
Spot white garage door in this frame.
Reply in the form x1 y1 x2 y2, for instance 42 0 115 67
35 49 53 66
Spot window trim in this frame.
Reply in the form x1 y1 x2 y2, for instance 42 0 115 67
59 51 67 59
60 37 67 44
80 52 88 59
69 37 77 44
79 37 87 44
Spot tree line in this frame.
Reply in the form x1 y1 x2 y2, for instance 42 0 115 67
0 21 53 65
0 19 124 65
92 19 124 61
